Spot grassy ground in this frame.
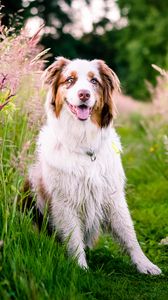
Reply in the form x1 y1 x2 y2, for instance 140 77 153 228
0 111 168 300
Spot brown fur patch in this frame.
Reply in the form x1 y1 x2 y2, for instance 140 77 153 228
53 70 78 117
38 177 51 205
91 60 120 128
91 90 104 127
88 71 95 80
64 70 78 90
44 57 70 118
54 75 65 118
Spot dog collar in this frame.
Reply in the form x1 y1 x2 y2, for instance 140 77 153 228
82 142 120 162
85 149 96 161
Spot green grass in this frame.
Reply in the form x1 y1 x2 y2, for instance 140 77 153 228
0 112 168 300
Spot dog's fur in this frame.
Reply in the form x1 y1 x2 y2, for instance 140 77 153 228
28 57 161 274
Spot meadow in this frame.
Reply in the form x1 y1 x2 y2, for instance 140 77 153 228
0 26 168 300
0 110 168 300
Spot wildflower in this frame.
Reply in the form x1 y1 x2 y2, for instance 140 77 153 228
149 144 158 153
0 20 49 121
149 147 155 153
150 64 168 118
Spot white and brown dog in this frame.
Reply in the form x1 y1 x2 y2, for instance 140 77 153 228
28 57 161 274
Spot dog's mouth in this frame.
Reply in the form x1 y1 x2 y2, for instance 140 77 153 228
66 101 93 121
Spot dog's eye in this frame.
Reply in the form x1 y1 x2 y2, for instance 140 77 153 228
66 77 74 84
90 78 98 85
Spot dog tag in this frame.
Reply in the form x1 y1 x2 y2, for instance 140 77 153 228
86 150 96 161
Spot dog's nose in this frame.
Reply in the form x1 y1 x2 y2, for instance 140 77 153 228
78 89 90 102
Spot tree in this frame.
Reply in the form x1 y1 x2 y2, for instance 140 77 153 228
1 0 23 30
1 0 86 61
2 0 168 99
115 0 168 99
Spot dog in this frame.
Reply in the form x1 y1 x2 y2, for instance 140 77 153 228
28 57 161 274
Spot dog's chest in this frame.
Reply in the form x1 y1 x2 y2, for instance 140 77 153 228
45 160 116 229
40 124 123 228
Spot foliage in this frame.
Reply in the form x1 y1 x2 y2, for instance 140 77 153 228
1 0 89 63
1 1 168 100
0 0 23 30
115 0 168 99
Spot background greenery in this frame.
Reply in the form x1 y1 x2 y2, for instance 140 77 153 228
0 1 168 299
2 0 168 99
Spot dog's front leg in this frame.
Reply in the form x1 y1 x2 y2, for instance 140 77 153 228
51 200 87 269
109 191 161 275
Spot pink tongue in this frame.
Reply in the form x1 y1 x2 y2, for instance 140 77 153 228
76 106 90 120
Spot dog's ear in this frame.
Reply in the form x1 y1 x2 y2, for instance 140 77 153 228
44 56 70 86
44 57 70 117
95 60 120 127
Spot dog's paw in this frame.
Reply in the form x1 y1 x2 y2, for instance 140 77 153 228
136 258 161 275
78 256 88 270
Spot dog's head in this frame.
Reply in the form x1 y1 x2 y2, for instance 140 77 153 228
44 57 120 127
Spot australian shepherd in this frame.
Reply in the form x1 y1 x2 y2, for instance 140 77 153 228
27 57 161 274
